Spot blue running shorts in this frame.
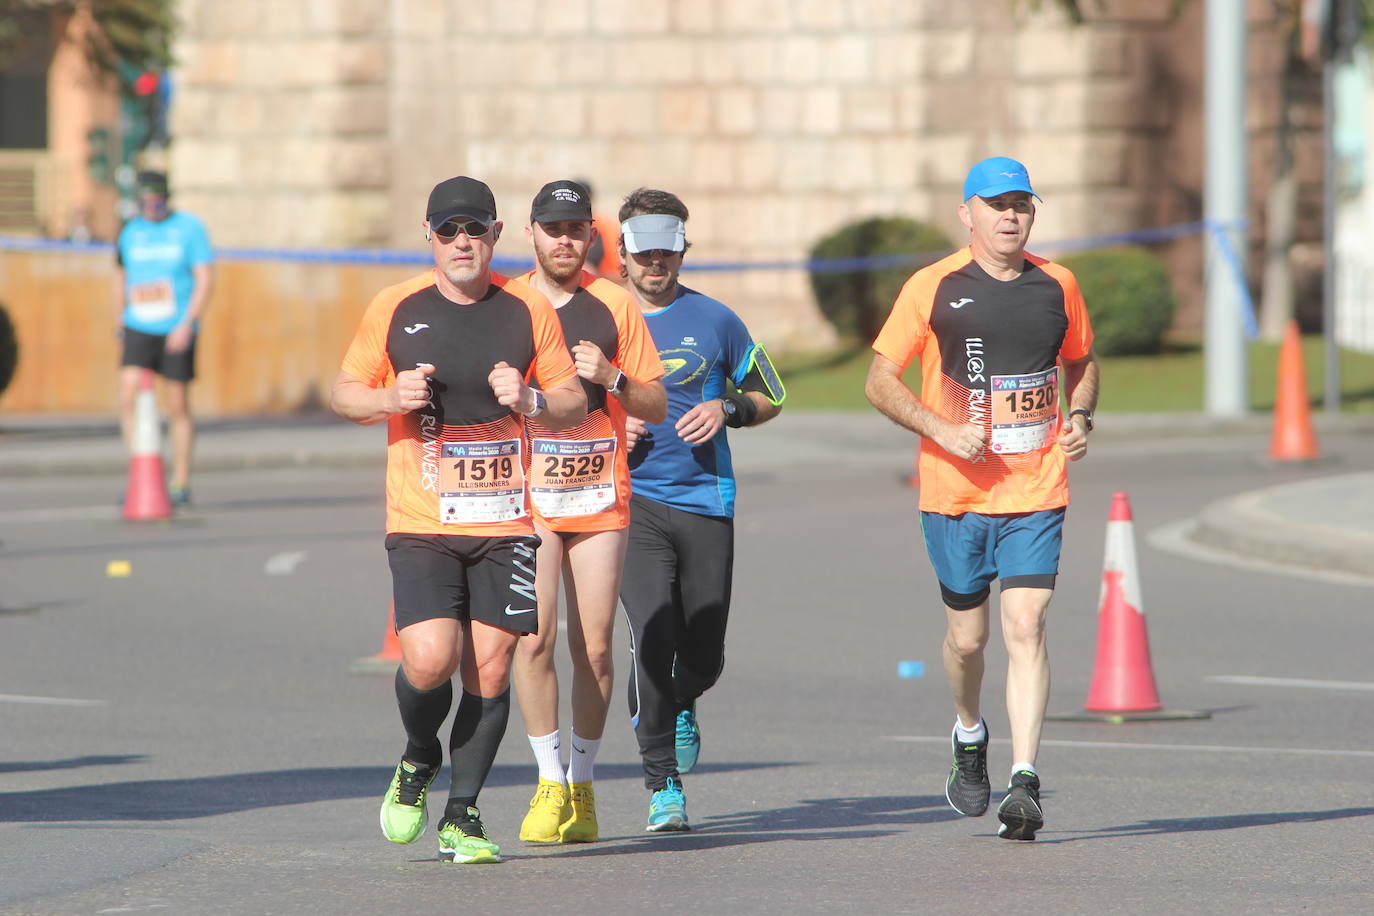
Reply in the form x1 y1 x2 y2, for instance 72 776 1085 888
920 508 1066 610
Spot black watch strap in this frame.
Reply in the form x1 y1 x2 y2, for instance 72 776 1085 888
1069 408 1093 431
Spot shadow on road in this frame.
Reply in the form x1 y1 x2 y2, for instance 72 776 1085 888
0 761 799 824
519 793 958 858
0 755 148 775
1038 806 1374 843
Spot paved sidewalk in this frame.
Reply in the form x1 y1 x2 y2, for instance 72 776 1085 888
2 409 1372 581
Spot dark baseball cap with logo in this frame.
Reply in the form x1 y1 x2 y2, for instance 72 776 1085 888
530 179 593 224
426 176 497 229
136 170 169 196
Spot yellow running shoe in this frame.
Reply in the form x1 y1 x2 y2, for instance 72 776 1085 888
559 782 598 843
518 778 568 843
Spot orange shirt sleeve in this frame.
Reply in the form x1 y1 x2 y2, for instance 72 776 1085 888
1060 269 1094 360
872 269 939 371
526 290 577 391
339 272 432 386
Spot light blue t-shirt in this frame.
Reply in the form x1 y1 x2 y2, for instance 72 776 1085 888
628 287 755 518
116 211 213 335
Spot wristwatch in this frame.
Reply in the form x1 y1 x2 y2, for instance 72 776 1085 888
607 370 626 395
523 389 546 418
1069 408 1093 432
720 397 738 422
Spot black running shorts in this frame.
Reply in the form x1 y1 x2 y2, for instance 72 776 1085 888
120 327 197 382
385 532 541 635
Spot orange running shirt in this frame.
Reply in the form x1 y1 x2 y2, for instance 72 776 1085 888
518 270 663 532
340 270 576 536
872 247 1094 516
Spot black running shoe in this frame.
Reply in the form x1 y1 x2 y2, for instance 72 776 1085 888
997 769 1044 840
945 721 990 817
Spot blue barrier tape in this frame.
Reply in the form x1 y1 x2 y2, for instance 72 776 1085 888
1204 220 1260 340
0 218 1215 272
0 218 1258 333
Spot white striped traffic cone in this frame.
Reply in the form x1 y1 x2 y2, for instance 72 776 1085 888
123 370 172 521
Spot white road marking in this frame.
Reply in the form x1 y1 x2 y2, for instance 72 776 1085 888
884 735 1374 759
264 551 307 575
1147 518 1374 587
0 693 107 707
1207 675 1374 692
0 505 120 523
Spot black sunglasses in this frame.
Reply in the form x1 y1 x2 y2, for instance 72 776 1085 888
433 219 491 240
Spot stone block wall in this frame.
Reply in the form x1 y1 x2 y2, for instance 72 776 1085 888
166 0 1322 351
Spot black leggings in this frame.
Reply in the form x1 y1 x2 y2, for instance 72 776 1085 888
619 494 734 789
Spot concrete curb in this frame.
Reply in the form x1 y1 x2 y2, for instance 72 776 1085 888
1190 472 1374 579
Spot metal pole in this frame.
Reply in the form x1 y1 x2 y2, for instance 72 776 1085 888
1322 57 1340 413
1204 0 1249 417
1321 0 1346 413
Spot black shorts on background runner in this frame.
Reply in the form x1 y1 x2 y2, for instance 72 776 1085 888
121 327 197 382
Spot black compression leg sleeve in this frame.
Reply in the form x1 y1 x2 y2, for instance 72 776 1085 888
445 688 511 815
394 667 451 767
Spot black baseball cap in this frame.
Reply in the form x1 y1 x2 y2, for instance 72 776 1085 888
136 170 169 196
530 179 592 224
426 176 497 229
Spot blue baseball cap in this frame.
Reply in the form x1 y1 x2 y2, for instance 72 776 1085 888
963 156 1040 202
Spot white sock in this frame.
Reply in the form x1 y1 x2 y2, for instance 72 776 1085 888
1010 761 1037 781
954 717 986 744
528 730 565 785
566 731 601 785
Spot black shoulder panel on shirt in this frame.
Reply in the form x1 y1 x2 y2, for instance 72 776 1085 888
554 288 619 410
929 260 1069 388
385 284 536 425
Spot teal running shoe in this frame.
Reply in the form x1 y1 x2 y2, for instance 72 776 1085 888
674 705 701 774
379 759 438 844
438 806 502 863
646 777 689 832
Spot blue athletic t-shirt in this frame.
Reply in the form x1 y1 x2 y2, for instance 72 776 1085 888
116 211 214 335
629 287 755 518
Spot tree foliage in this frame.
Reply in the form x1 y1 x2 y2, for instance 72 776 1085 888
0 0 174 76
808 217 954 343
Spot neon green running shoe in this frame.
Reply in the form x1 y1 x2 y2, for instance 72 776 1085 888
379 759 438 845
438 807 502 864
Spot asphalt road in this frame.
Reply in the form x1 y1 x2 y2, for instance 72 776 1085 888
1 433 1371 914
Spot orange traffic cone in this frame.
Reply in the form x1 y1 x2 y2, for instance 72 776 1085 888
1050 492 1208 722
123 370 172 521
1268 320 1320 462
350 602 403 674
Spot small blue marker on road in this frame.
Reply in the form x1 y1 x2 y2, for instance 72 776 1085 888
897 660 925 678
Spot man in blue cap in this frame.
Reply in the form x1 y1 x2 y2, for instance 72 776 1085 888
865 156 1100 840
613 187 785 832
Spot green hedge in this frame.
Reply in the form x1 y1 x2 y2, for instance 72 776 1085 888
1058 245 1175 356
808 216 952 342
0 303 15 399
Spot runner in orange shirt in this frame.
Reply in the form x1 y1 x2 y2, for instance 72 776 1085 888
511 180 666 844
331 176 586 864
575 178 623 281
866 156 1100 841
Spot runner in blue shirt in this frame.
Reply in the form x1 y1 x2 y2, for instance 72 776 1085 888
115 171 214 505
615 188 785 832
